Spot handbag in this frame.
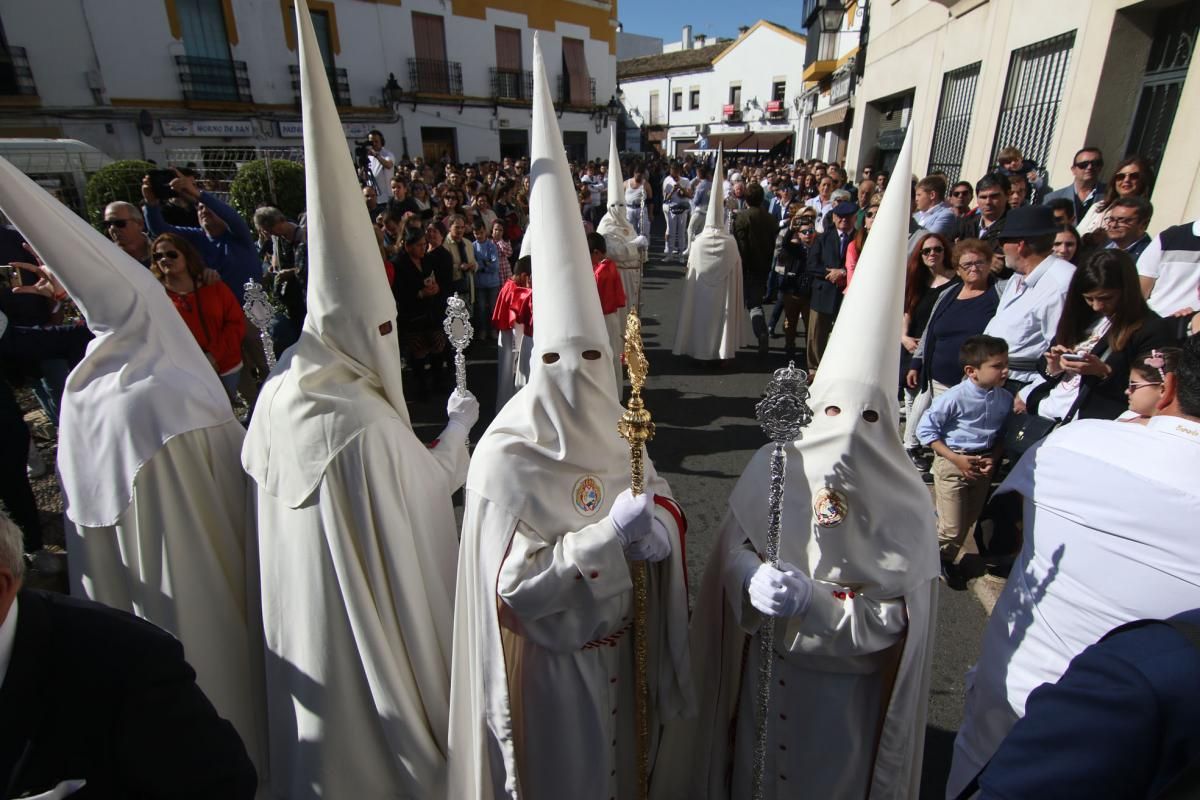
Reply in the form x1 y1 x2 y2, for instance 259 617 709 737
1004 412 1059 458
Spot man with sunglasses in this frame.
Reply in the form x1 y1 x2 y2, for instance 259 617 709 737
102 201 152 268
1041 146 1106 221
948 181 974 218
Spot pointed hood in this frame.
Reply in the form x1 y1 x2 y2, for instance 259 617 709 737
606 127 624 210
466 32 652 533
243 0 411 505
728 125 939 600
597 126 636 240
0 155 234 526
705 147 726 230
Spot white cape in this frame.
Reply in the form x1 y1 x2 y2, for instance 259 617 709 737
947 414 1200 797
66 421 268 783
255 418 468 799
672 228 751 360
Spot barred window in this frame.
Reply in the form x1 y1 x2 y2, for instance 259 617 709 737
991 32 1076 172
927 63 981 183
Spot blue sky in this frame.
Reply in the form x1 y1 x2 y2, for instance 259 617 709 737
617 1 806 44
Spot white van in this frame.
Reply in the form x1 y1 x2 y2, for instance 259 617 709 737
0 138 114 216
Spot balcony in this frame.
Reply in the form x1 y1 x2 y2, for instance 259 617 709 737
490 68 533 102
722 104 742 122
408 58 463 96
289 64 351 107
765 99 786 120
0 46 38 99
803 59 838 82
557 74 596 108
175 55 252 104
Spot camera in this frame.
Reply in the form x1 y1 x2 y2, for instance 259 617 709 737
147 169 178 200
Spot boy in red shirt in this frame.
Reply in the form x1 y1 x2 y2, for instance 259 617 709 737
491 255 532 411
587 231 627 397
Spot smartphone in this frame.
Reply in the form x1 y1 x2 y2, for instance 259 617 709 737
147 169 177 200
1061 353 1086 362
0 265 17 289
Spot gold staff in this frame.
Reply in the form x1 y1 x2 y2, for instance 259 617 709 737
617 308 654 800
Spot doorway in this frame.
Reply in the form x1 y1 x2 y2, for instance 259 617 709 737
421 127 458 163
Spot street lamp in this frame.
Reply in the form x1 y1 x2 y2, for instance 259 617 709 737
606 94 623 126
382 73 404 106
820 0 845 33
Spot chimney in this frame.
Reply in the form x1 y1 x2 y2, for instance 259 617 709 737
696 33 707 47
682 24 693 50
617 22 623 32
738 25 750 36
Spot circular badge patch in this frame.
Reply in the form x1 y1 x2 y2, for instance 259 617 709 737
573 475 604 517
813 488 849 528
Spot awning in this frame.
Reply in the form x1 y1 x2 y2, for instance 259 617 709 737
688 130 794 154
811 103 850 129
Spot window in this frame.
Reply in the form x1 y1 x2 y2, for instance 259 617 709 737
689 89 699 110
772 81 786 102
649 92 660 125
562 131 588 164
1126 3 1199 172
412 12 449 93
173 0 250 102
177 0 233 61
493 26 525 99
729 84 741 107
672 91 682 112
561 37 591 106
928 62 981 182
992 31 1076 171
0 17 36 97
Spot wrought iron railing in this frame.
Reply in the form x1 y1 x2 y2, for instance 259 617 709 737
0 46 37 97
557 74 596 108
288 64 351 106
490 68 533 101
175 55 252 103
408 58 463 95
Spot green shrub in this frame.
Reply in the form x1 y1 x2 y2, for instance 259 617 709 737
229 159 306 224
84 159 155 230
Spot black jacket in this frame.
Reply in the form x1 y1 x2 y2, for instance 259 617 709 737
0 590 256 800
1028 313 1175 420
806 227 851 316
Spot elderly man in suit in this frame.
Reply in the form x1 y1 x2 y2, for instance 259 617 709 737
805 199 857 373
0 513 256 799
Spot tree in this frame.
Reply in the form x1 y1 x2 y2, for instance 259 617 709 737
84 159 155 231
229 159 306 224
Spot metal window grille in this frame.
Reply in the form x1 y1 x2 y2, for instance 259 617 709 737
490 68 532 101
175 55 252 103
556 74 596 108
991 32 1076 170
927 62 981 182
0 46 38 96
164 147 305 206
408 58 463 95
288 64 351 107
1126 3 1199 172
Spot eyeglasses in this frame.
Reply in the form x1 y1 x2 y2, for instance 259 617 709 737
1105 216 1139 228
950 190 972 197
1114 171 1141 182
153 250 180 262
1073 159 1103 170
921 246 945 255
104 219 130 229
958 260 988 270
797 228 815 235
1127 380 1162 392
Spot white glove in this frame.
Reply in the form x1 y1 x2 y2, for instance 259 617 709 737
625 518 671 563
446 388 479 433
610 489 656 549
631 235 649 249
747 561 812 618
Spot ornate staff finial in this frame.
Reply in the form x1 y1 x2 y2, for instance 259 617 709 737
243 279 277 372
443 293 473 394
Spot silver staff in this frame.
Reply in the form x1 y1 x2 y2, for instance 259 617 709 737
442 293 473 393
242 279 277 371
751 361 813 800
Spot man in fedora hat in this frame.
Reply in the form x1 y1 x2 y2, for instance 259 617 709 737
982 204 1076 397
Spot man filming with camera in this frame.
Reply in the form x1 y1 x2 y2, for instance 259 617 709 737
364 129 396 201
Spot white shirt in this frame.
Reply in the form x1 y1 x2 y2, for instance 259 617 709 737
1138 220 1200 316
369 147 396 201
983 253 1076 384
0 597 17 689
663 175 690 206
806 197 834 232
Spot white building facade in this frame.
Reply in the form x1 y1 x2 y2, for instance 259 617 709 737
617 21 808 161
0 0 619 167
795 0 865 165
845 0 1200 228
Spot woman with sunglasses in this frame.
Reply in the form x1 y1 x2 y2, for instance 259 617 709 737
410 182 431 212
904 239 1003 459
1077 155 1154 241
1021 249 1173 422
150 233 245 402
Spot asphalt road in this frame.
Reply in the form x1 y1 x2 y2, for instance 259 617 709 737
417 218 992 799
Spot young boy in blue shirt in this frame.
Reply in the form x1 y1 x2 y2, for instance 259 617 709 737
916 335 1012 573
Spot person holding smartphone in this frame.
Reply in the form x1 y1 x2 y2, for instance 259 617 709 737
1018 248 1173 422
